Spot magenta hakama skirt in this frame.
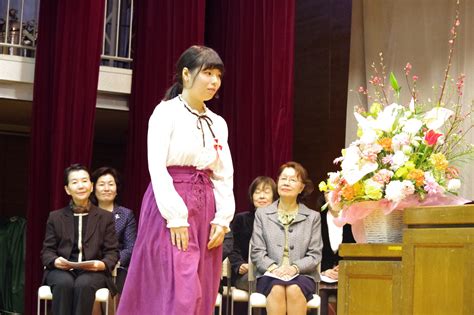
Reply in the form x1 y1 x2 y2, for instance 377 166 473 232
117 166 223 315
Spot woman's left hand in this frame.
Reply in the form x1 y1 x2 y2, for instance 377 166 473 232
80 260 106 272
207 224 226 249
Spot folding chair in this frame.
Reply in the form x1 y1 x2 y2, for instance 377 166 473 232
230 286 249 315
37 285 110 315
215 293 223 315
230 246 252 315
215 257 232 315
247 261 321 315
222 257 232 315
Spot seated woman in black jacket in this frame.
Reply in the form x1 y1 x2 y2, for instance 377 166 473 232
41 164 119 315
228 176 277 290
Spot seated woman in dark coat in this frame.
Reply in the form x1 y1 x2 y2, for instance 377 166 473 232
251 161 322 315
91 166 137 294
41 164 119 315
228 176 277 290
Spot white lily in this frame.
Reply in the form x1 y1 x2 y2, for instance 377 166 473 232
423 107 454 130
354 112 378 143
341 145 378 185
375 103 404 132
402 118 423 135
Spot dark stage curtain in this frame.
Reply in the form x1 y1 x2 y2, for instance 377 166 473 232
293 0 352 208
205 0 295 212
122 0 206 213
24 0 105 313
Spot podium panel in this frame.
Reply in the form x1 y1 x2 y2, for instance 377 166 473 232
338 244 402 315
402 205 474 315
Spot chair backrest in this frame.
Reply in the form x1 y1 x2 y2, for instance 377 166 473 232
112 262 120 278
222 257 231 279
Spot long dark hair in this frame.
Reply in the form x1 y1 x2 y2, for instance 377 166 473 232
163 45 225 100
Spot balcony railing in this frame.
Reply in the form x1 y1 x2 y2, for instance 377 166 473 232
102 0 133 69
0 0 39 58
0 0 133 69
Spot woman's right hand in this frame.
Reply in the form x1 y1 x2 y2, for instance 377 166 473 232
239 263 249 275
170 227 189 251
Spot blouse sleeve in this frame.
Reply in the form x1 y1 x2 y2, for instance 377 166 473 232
148 103 190 228
210 117 235 230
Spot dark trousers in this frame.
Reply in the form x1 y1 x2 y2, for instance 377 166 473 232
45 269 108 315
115 267 127 293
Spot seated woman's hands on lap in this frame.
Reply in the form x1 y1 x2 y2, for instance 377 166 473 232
322 265 339 280
239 263 249 275
271 265 299 280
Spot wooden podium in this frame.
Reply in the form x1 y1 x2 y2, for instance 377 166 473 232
338 204 474 315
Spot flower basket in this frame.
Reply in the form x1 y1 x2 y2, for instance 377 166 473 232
362 208 403 243
319 5 474 244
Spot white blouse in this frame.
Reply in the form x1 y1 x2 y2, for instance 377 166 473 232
147 96 235 229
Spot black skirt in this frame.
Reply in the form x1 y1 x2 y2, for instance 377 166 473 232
256 275 316 301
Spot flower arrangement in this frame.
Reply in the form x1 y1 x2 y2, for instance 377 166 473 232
318 3 473 233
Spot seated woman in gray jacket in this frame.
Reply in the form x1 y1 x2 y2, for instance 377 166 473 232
251 161 322 315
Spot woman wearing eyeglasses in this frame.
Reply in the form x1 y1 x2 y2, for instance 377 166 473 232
251 161 322 315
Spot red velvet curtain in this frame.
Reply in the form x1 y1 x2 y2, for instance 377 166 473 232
205 0 295 212
122 0 206 213
24 0 105 313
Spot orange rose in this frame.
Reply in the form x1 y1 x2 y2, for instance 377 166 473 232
341 185 356 201
378 137 392 152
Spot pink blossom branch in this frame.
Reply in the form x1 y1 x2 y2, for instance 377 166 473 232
438 0 460 106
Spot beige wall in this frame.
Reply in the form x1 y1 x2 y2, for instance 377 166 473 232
346 0 474 199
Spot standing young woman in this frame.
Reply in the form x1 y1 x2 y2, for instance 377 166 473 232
117 46 235 315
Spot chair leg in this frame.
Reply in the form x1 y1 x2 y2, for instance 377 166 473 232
225 292 230 315
37 296 40 315
105 298 109 315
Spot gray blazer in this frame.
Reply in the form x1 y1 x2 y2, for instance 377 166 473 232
250 200 322 282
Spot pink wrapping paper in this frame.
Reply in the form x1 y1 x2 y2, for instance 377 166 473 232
332 194 471 243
